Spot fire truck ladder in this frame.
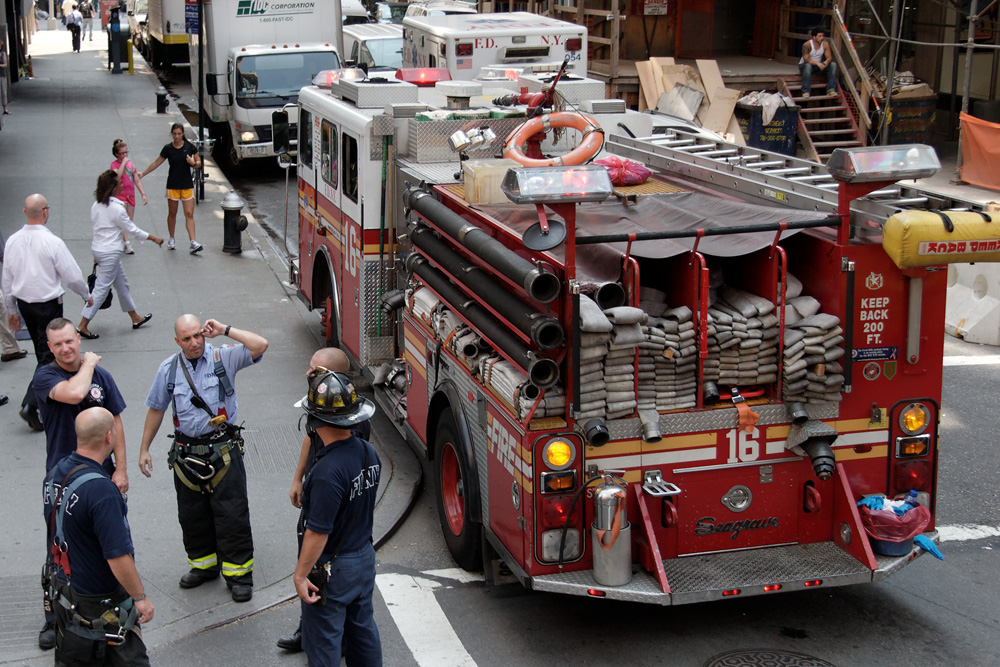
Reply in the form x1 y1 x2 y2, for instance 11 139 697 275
608 130 986 232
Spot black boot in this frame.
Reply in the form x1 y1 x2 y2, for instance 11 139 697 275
276 623 302 652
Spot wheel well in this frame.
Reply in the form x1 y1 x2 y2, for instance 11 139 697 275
311 250 333 310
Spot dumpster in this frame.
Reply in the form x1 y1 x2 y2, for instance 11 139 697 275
882 93 936 144
735 101 799 156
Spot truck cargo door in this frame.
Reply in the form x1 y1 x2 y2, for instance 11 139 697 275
339 129 363 360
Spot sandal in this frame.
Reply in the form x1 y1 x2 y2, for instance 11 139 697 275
77 329 99 340
132 314 153 330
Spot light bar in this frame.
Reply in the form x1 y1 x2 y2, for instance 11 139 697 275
501 165 613 205
827 144 940 183
395 68 451 87
312 68 366 88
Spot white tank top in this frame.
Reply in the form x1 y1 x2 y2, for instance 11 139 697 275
800 39 825 65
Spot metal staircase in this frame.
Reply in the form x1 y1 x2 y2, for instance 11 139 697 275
778 76 865 163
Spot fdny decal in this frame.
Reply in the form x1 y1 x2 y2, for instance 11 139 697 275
695 516 780 540
859 296 890 344
487 414 517 477
865 271 884 290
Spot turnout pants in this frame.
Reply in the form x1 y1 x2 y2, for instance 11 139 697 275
173 446 254 586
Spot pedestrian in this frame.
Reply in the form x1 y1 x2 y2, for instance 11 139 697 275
138 314 267 602
139 123 203 254
79 0 94 41
2 194 94 434
0 226 27 362
67 5 83 52
293 369 382 666
111 138 149 254
277 347 372 654
43 407 154 665
33 317 130 651
77 170 162 340
61 0 76 22
798 27 838 98
0 39 11 115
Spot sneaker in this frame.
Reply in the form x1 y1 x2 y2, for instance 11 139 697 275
123 241 135 255
167 237 176 250
801 92 811 98
190 241 204 254
826 90 837 97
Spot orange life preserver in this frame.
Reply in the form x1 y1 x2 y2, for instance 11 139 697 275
502 111 605 167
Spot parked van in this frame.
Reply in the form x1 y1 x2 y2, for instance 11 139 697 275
404 0 477 18
343 23 405 71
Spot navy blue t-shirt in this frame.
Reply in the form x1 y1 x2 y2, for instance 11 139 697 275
34 363 126 473
302 434 381 557
43 453 134 596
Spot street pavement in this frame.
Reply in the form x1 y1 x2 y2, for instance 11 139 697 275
0 28 420 665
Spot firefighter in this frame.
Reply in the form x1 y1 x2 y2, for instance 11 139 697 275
43 407 154 665
137 314 267 603
293 369 382 665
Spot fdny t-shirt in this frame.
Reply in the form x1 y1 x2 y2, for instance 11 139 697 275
34 363 126 472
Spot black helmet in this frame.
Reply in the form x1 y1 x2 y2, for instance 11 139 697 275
301 370 375 427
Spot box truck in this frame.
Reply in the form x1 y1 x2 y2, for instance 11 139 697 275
190 0 342 167
145 0 188 67
401 12 587 80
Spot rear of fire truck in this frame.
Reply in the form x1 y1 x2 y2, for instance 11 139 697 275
286 68 998 604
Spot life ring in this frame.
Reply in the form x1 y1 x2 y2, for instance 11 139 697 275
502 111 605 167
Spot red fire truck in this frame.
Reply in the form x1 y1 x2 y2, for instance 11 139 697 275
280 68 994 603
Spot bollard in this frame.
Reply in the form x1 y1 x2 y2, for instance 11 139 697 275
127 39 134 75
156 87 168 114
221 190 249 254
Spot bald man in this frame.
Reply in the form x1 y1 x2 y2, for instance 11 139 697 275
2 194 92 436
278 347 373 653
138 315 267 603
43 408 153 664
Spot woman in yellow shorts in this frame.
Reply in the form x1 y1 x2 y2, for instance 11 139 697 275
140 123 203 253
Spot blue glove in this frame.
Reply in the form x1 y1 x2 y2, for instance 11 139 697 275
857 496 884 510
914 534 943 560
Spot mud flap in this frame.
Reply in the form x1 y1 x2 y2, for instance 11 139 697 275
631 482 671 595
831 462 878 571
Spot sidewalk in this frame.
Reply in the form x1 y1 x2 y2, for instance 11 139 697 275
0 30 419 664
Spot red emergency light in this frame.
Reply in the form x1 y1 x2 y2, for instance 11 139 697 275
565 37 583 51
395 68 451 87
455 43 473 56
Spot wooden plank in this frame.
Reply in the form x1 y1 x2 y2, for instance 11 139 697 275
727 116 747 145
696 59 726 103
635 61 660 112
649 57 673 100
701 87 740 134
656 84 704 121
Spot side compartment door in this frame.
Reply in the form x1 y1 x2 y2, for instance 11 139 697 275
339 128 363 361
316 117 344 340
486 406 524 566
296 107 319 299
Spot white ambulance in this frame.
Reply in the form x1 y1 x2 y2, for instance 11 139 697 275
401 12 587 80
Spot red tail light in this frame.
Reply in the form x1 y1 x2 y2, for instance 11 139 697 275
893 458 932 494
539 495 579 530
566 37 583 51
395 68 452 86
456 43 473 57
439 43 446 56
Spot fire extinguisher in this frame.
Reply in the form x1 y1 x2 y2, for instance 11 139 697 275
591 473 632 586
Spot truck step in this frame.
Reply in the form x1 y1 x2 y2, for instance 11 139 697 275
532 537 936 605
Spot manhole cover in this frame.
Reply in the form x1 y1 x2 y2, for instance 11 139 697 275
704 649 836 667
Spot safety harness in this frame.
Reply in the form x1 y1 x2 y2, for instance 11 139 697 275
165 350 243 494
45 465 139 655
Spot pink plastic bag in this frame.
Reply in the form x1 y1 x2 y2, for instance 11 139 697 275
594 157 652 187
860 504 931 542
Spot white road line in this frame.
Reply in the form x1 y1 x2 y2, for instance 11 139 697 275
422 568 485 585
943 355 1000 366
938 524 1000 542
377 573 478 667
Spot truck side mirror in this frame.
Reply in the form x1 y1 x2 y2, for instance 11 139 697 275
206 73 219 96
272 110 290 155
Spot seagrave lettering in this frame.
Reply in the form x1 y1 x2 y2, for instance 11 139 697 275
694 516 780 540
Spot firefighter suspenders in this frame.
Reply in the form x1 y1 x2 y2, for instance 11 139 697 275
45 468 140 648
165 350 240 493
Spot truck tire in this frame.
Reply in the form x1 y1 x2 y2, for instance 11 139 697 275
434 411 482 571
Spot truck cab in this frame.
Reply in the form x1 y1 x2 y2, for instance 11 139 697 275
343 24 405 72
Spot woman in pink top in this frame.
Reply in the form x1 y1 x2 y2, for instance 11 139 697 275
111 138 148 254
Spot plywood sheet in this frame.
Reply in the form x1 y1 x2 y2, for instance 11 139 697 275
701 87 740 134
635 60 660 112
696 59 727 103
656 84 704 121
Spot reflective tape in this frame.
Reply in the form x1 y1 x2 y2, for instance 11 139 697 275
188 553 218 570
222 558 254 577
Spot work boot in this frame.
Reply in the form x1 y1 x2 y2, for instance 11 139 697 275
38 621 55 650
277 626 303 652
230 584 253 603
19 404 43 432
179 569 219 589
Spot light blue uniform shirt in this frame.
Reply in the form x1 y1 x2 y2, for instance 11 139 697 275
145 343 262 437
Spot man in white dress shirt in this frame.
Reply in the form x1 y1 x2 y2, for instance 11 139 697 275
2 194 93 434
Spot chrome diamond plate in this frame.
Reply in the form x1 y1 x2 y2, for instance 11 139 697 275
360 258 393 365
872 530 938 581
533 568 671 604
605 402 840 441
406 118 525 163
398 158 464 186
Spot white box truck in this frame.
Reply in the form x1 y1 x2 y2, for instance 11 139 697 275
145 0 188 67
190 0 343 167
401 12 587 81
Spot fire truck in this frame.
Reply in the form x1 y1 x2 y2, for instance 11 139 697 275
279 67 995 603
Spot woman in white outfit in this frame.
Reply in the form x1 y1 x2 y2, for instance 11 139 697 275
77 170 164 339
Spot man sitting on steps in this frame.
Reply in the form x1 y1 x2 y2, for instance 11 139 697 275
798 27 838 98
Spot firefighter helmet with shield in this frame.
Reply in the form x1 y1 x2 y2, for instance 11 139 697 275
301 370 375 427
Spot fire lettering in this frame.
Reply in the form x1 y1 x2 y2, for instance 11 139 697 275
489 416 517 476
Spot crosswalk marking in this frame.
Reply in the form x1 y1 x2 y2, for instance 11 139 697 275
938 524 1000 542
943 355 1000 366
377 573 478 667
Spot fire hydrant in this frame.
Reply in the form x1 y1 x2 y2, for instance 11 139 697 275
156 87 168 114
221 190 248 254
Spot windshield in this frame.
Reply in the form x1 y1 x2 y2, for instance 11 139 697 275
360 38 404 70
236 51 340 106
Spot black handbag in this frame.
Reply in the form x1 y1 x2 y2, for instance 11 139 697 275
86 263 113 310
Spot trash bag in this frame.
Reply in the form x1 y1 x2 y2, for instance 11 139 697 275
594 157 652 187
859 504 931 543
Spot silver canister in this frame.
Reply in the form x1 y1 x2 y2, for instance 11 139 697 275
591 476 632 586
